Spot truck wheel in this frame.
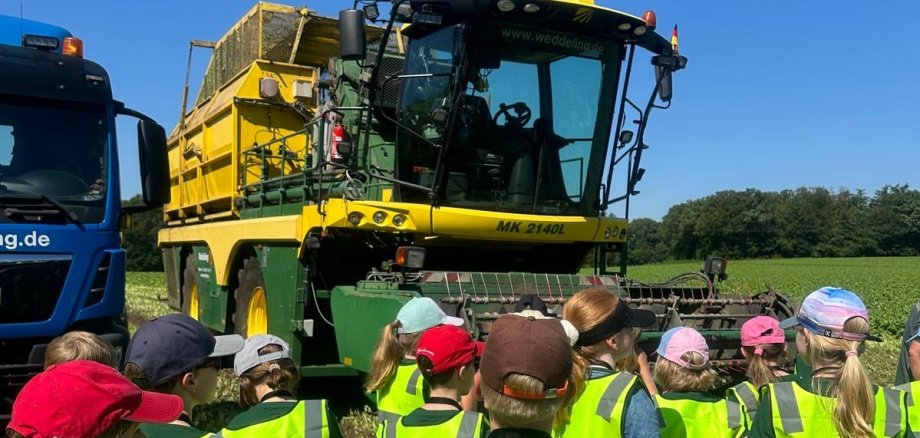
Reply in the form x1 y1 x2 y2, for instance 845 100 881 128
233 256 268 338
181 254 200 320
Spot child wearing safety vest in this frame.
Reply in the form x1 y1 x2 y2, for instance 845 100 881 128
554 287 660 437
366 296 466 429
895 323 920 437
726 316 793 425
124 313 245 438
216 334 341 437
379 325 489 437
749 287 912 437
653 326 747 438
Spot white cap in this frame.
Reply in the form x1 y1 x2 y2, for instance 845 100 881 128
233 334 291 376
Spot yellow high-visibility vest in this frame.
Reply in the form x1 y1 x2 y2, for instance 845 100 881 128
376 363 426 437
766 381 907 437
379 411 486 438
553 372 638 437
727 381 760 425
215 399 330 437
894 380 920 438
654 394 745 438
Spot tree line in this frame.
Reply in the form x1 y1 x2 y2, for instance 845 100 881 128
627 184 920 265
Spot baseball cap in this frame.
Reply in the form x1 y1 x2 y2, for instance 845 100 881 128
574 298 656 347
780 287 879 342
741 316 786 347
9 360 182 438
396 297 464 334
416 325 483 375
126 313 245 386
656 327 709 369
479 314 572 400
234 334 291 376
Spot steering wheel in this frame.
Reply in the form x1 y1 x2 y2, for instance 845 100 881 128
493 102 532 128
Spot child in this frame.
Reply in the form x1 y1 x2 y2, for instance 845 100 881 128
896 324 920 437
726 316 790 423
366 296 465 426
556 287 660 437
478 313 575 437
380 325 488 437
749 287 911 437
217 334 341 437
123 313 245 438
7 360 182 438
43 330 118 369
653 326 746 437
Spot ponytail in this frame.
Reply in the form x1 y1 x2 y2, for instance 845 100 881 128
744 343 786 388
365 321 422 393
805 317 874 438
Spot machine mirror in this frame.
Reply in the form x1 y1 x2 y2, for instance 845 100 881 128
655 65 672 102
339 9 367 60
618 130 634 145
137 120 169 206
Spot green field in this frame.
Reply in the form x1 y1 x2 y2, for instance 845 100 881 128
125 256 919 433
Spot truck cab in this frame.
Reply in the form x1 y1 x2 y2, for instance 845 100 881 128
0 15 168 420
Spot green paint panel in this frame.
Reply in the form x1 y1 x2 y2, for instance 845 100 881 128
330 285 418 372
193 245 227 332
258 245 306 366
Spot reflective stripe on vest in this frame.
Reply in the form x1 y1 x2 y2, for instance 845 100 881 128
554 372 638 437
653 395 743 438
388 411 485 438
773 382 805 434
770 381 907 437
377 364 427 423
895 381 920 438
729 381 760 418
216 400 330 437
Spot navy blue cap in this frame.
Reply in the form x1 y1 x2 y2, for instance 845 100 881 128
125 314 244 386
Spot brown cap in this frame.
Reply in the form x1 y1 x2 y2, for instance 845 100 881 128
479 314 573 400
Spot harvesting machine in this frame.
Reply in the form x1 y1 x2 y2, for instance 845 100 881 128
158 0 794 400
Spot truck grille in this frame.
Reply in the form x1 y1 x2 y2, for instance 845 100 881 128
0 256 70 323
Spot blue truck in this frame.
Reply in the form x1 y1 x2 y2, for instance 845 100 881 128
0 15 169 419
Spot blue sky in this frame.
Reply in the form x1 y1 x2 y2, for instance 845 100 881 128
3 1 918 220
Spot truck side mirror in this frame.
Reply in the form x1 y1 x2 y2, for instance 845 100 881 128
137 120 170 206
339 9 366 61
655 65 673 102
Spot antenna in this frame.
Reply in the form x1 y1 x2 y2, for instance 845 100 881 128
20 1 24 41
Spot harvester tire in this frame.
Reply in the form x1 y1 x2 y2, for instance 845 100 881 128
233 256 267 338
181 253 199 320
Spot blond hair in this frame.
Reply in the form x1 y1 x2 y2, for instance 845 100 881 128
238 343 301 408
653 353 717 392
44 331 117 369
364 321 422 392
562 288 634 425
743 343 786 388
481 373 569 428
803 317 873 438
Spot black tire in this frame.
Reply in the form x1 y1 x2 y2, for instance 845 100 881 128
181 253 198 319
232 256 266 338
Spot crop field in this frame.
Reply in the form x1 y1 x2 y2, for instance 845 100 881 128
126 256 919 434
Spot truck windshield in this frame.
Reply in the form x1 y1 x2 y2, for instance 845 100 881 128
0 97 108 222
396 24 619 215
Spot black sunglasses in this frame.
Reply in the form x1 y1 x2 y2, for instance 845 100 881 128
195 357 222 370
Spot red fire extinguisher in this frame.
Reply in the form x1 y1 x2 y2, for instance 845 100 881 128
331 121 346 162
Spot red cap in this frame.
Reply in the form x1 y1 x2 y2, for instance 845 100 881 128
9 360 183 438
416 325 482 375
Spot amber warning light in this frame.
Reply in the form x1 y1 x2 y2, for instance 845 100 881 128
63 37 83 57
642 11 656 31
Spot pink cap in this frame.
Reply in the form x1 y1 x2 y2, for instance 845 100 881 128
656 327 709 369
741 316 786 347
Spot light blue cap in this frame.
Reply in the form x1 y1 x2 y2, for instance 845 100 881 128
396 297 464 334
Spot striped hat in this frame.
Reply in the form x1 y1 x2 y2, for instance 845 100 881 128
780 287 878 341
